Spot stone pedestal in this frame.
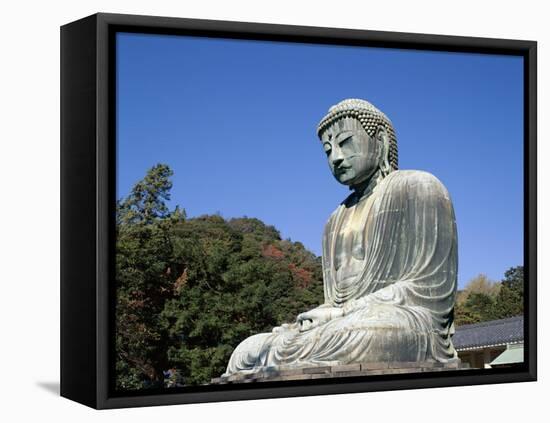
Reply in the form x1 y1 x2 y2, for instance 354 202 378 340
211 361 470 384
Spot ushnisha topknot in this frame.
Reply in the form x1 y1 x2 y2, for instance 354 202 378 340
317 98 398 172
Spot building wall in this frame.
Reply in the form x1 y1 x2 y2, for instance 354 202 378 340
458 347 506 369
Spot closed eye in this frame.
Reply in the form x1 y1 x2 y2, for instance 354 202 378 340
338 136 352 147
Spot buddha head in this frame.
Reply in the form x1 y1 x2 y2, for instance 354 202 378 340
317 99 398 188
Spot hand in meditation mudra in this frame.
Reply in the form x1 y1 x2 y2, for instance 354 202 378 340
224 99 458 376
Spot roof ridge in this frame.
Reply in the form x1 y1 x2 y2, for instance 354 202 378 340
455 315 523 330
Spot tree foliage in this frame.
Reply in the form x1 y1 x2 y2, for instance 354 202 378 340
454 267 524 326
492 266 524 319
115 165 324 389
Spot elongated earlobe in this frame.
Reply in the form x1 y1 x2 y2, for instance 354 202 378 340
376 126 392 176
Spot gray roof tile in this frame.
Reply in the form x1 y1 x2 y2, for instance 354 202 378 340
453 316 524 350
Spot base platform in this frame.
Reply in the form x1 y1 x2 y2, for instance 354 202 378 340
211 360 470 384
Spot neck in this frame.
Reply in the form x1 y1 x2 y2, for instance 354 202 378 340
351 169 383 200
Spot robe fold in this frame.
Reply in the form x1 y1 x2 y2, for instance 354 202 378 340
224 170 458 376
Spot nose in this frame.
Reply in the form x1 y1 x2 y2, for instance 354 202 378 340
331 148 344 168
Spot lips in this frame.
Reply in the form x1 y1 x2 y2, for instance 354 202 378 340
335 166 351 174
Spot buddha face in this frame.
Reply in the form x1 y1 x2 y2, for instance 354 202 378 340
320 117 381 187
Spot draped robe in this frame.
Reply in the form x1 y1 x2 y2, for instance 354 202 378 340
224 170 458 376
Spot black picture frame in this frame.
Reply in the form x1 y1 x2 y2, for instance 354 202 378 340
60 12 537 409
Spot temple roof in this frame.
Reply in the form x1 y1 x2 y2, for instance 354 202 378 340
453 316 524 351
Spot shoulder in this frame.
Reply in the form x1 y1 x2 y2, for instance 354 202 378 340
325 204 343 228
384 169 445 186
325 195 351 231
380 170 452 202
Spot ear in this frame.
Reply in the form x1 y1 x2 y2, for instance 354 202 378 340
375 125 392 176
375 125 388 143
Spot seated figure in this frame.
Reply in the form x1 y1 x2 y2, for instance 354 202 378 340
224 98 458 376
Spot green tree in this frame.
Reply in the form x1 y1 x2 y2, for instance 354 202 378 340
493 266 524 319
455 292 496 326
117 164 174 225
115 164 184 390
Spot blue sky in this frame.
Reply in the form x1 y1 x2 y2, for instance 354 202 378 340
116 32 524 289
